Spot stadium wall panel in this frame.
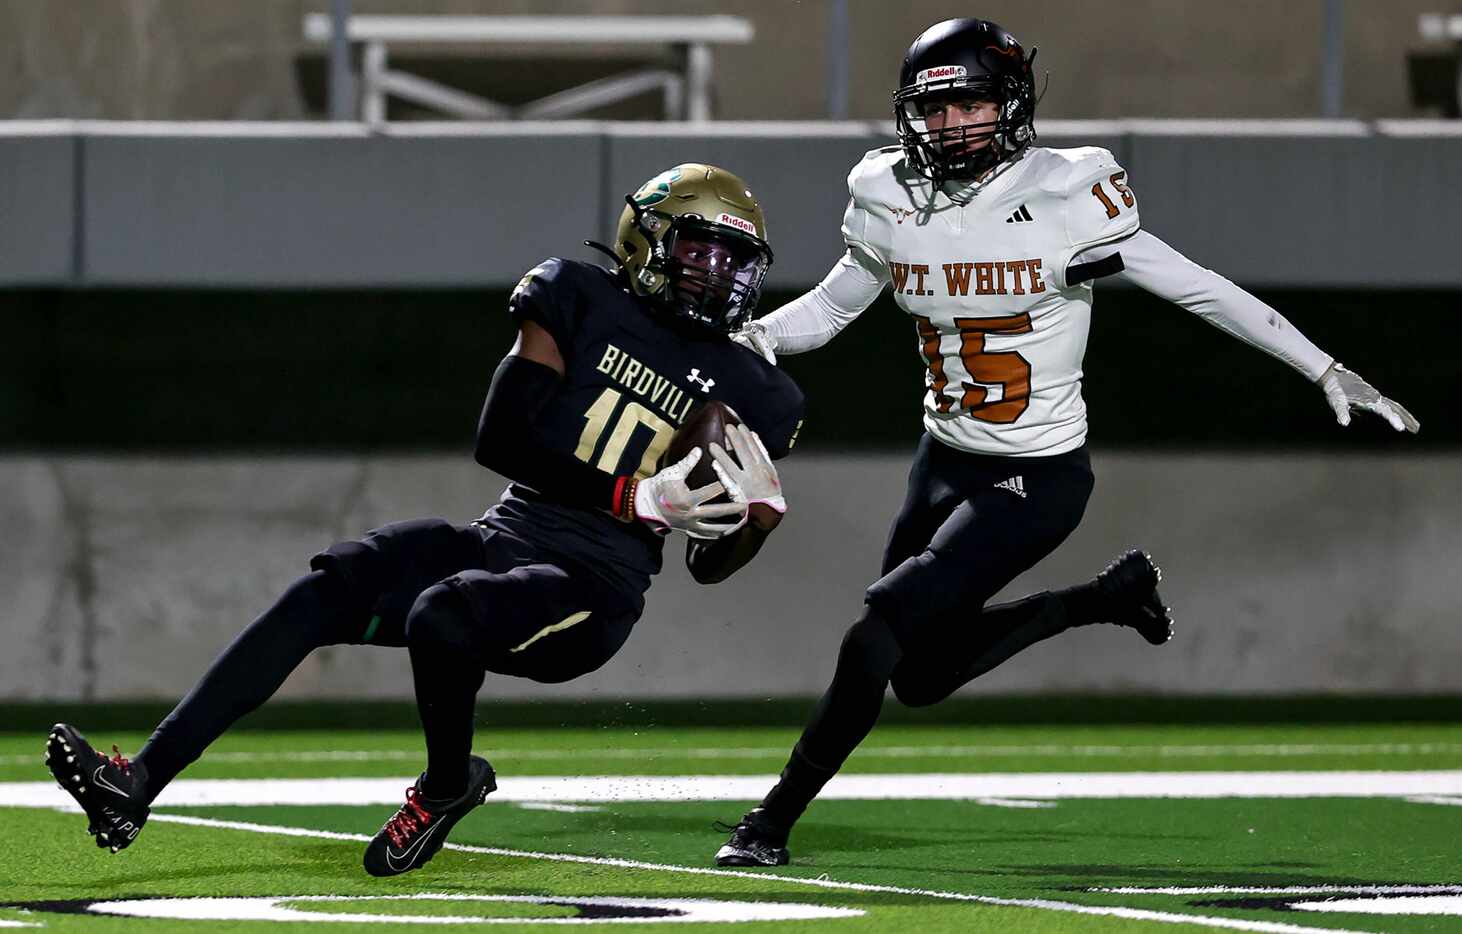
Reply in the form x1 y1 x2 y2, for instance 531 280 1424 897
2 123 1462 288
81 128 606 287
0 128 74 285
2 452 1456 701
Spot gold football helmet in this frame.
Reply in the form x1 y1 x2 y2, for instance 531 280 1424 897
613 163 774 334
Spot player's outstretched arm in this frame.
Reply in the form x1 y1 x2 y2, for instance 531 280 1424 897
1105 230 1419 433
731 247 887 364
686 425 786 584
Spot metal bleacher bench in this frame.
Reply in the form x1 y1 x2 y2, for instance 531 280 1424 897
302 14 754 123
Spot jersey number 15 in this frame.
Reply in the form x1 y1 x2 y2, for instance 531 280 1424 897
915 313 1033 424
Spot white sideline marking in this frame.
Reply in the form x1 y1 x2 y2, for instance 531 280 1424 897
3 771 1460 808
515 803 604 814
87 894 862 924
6 740 1459 766
142 814 1376 934
1094 886 1462 896
1406 794 1462 806
1294 896 1462 916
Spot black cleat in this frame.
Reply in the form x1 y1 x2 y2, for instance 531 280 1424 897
363 755 496 877
714 808 790 867
45 723 150 852
1095 549 1174 645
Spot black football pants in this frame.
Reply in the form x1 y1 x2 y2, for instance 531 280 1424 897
761 435 1093 828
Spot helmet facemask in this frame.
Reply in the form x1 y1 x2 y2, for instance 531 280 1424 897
894 48 1039 183
657 215 771 334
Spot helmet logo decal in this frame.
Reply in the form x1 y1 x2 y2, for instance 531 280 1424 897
986 44 1022 60
916 64 967 85
632 168 683 208
716 212 758 236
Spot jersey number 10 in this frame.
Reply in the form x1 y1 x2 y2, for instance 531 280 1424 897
573 387 676 480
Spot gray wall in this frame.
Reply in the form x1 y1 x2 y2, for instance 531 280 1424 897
4 121 1462 288
0 0 1452 121
4 451 1457 701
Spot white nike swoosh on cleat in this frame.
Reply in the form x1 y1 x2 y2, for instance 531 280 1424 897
385 822 441 872
92 764 130 798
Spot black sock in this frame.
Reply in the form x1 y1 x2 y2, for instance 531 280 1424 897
760 610 902 829
409 606 485 802
1057 580 1106 624
135 571 355 801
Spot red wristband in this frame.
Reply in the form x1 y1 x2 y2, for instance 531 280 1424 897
611 476 637 523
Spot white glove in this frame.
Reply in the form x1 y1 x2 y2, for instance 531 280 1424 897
1318 362 1419 433
709 423 787 514
633 448 748 539
730 320 778 365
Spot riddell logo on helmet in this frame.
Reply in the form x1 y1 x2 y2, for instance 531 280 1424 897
716 213 758 236
916 65 967 84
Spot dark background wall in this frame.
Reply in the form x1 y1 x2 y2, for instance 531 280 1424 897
4 283 1452 452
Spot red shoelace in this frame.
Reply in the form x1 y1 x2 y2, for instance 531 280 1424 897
109 745 131 773
383 787 434 848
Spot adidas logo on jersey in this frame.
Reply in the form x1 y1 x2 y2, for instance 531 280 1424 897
1004 204 1034 224
994 476 1027 498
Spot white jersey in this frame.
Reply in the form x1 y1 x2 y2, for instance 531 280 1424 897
844 144 1139 457
757 146 1333 458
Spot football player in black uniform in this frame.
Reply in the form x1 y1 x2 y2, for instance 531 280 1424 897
43 163 805 877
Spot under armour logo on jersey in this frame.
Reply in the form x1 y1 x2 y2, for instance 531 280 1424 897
993 476 1027 498
686 368 716 393
1004 204 1034 224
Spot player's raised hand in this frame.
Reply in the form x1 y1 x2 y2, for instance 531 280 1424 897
1318 362 1419 433
633 448 748 539
730 320 778 365
709 424 787 515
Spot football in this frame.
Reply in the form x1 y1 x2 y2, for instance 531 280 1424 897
664 400 741 491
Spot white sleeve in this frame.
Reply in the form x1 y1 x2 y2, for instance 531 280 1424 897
759 247 887 354
1090 229 1334 382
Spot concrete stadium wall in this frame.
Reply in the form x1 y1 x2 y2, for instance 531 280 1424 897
0 0 1451 121
4 451 1456 702
3 121 1462 288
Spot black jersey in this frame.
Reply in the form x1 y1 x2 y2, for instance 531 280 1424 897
480 257 806 599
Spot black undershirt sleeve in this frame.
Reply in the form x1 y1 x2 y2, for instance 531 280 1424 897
475 354 621 513
684 521 774 584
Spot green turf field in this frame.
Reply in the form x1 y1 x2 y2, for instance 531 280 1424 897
3 720 1461 932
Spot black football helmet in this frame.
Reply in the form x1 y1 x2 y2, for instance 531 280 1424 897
893 18 1038 181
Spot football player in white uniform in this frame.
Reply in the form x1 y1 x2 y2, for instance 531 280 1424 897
715 17 1418 868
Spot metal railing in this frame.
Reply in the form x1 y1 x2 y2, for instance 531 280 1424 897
301 13 754 124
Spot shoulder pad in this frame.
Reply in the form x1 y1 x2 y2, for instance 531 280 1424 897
847 147 908 205
509 257 599 347
1059 147 1141 250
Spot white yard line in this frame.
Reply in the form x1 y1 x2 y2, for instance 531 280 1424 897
1094 886 1462 896
140 813 1377 934
4 771 1460 809
1406 794 1462 806
3 741 1460 767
